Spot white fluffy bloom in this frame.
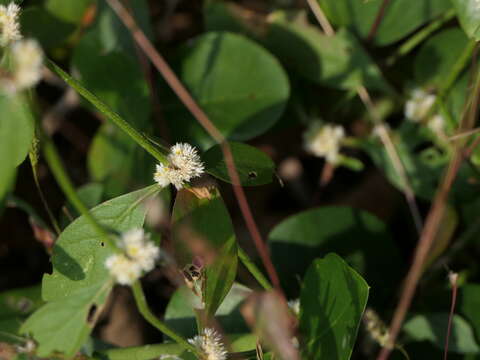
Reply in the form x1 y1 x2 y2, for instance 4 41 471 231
105 228 160 285
1 39 43 94
0 2 22 46
288 298 300 316
105 254 142 285
119 228 160 272
154 143 204 189
428 114 445 134
304 123 345 164
188 328 227 360
405 89 436 122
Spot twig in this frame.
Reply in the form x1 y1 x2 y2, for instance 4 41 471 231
367 0 391 42
305 0 334 36
444 272 458 360
357 87 423 234
105 0 281 290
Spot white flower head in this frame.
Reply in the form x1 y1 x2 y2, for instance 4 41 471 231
105 228 161 285
304 122 345 164
153 143 204 190
119 228 160 272
0 2 22 47
1 38 43 94
287 298 300 316
428 114 445 134
105 254 142 285
405 88 436 122
188 328 227 360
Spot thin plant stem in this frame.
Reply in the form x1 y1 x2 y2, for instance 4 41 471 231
46 60 168 165
386 9 456 66
444 272 458 360
42 135 114 248
357 87 423 235
131 281 199 356
305 0 334 36
238 247 273 291
367 0 391 41
29 138 61 235
105 0 282 291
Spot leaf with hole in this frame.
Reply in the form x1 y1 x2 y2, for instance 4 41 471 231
172 188 238 317
203 142 275 186
300 253 369 360
21 282 112 358
42 185 159 301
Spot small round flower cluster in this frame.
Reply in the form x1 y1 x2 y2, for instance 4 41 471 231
363 308 392 349
304 122 345 164
405 88 446 136
105 228 160 285
404 88 436 122
0 2 43 95
154 143 205 190
188 328 228 360
0 2 21 46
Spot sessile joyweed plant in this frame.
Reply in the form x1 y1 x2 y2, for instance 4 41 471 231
2 1 480 360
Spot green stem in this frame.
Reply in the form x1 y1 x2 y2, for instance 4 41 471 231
46 60 168 165
42 136 114 248
386 9 456 66
438 39 477 98
131 281 199 356
238 247 273 291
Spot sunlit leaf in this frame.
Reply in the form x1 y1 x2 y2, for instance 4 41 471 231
300 253 369 360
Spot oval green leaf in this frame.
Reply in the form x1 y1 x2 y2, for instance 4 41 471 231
203 142 275 186
300 253 369 360
164 31 290 149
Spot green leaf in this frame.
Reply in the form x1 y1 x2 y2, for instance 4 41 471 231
268 206 398 303
263 13 391 92
60 183 104 228
165 283 251 338
21 7 75 49
459 284 480 341
172 188 238 316
0 317 24 343
318 0 451 45
403 313 480 353
300 253 369 360
164 31 290 149
451 0 480 40
414 28 469 87
0 96 34 201
203 142 275 186
44 0 93 24
42 186 158 301
21 282 112 358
